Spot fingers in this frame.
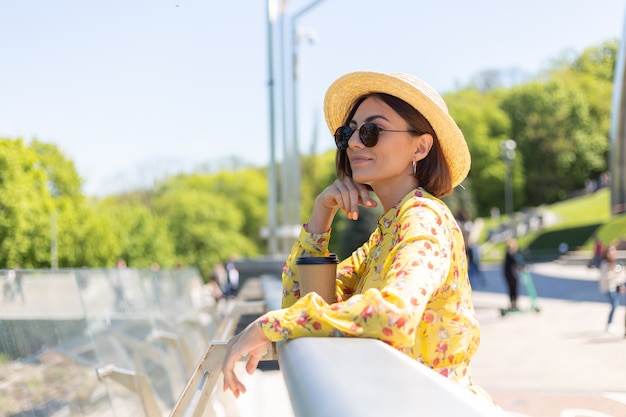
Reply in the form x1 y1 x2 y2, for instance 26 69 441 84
221 335 248 397
221 320 271 398
222 367 246 398
331 178 377 220
222 353 247 397
245 354 262 375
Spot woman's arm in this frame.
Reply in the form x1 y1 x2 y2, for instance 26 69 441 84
261 203 450 348
280 177 377 308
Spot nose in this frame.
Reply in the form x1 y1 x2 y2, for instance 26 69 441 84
347 127 363 149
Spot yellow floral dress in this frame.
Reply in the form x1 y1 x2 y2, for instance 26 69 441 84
259 188 488 398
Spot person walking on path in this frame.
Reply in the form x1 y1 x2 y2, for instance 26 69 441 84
598 243 625 334
588 235 603 269
503 238 524 311
220 71 495 405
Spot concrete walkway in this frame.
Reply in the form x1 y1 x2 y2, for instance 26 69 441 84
470 262 626 416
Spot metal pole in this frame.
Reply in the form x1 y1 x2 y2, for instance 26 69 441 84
267 0 278 255
51 210 58 269
505 157 512 219
501 139 516 234
609 8 626 215
279 0 290 253
290 0 325 230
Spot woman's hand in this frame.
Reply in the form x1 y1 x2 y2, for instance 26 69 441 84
307 177 378 233
221 318 271 398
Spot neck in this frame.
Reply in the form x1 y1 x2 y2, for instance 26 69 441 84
371 180 420 212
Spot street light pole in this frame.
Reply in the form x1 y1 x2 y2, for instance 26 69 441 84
501 139 517 232
278 0 290 254
290 0 325 229
266 0 279 255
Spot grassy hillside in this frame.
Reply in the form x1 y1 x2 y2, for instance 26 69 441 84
479 188 626 263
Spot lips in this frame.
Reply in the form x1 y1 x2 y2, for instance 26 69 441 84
349 154 371 166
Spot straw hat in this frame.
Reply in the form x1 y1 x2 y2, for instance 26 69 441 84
323 71 470 187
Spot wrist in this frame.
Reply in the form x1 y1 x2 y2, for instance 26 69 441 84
307 199 337 234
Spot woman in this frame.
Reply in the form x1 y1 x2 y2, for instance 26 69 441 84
221 71 491 401
598 244 625 333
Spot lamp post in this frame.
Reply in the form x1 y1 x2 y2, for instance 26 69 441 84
290 0 324 232
501 139 516 231
278 0 294 254
266 0 279 255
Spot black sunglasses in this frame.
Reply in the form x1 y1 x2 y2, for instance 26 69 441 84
334 123 420 151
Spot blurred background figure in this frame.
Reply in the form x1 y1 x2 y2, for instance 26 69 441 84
3 268 16 302
588 235 603 269
210 263 228 300
13 265 25 303
150 262 162 307
598 243 625 334
466 242 485 288
503 239 524 310
225 255 240 297
110 258 129 311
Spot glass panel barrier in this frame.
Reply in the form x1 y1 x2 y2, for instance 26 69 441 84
0 267 213 417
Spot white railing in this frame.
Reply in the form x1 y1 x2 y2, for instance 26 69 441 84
169 275 506 417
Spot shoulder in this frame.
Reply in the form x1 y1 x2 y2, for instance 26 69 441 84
392 189 458 239
397 189 452 217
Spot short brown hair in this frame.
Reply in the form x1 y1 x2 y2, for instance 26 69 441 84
335 93 453 197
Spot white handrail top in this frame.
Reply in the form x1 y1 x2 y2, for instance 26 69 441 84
278 337 505 417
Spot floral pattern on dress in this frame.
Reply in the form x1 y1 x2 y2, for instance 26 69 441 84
260 188 484 396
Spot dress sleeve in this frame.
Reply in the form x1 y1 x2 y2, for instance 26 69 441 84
260 204 451 349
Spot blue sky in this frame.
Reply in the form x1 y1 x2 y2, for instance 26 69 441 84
1 0 625 196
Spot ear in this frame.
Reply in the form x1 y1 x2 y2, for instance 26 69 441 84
413 133 433 162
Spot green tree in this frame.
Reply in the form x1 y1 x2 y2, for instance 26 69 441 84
73 202 119 267
568 39 617 137
445 88 515 216
0 139 54 268
501 79 606 206
30 140 91 267
97 197 176 268
154 173 260 279
203 169 268 250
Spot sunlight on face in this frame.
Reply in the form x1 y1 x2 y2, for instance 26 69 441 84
347 97 418 191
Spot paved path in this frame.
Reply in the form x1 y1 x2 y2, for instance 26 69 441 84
469 262 626 417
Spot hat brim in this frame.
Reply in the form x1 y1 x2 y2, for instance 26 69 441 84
323 71 470 188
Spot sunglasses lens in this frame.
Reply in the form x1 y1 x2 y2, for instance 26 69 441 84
359 123 379 147
334 126 354 150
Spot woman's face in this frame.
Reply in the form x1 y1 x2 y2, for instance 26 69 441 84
346 96 427 190
607 245 617 260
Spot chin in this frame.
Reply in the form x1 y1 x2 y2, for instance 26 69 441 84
351 171 371 184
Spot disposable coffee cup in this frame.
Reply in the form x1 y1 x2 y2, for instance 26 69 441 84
296 254 338 304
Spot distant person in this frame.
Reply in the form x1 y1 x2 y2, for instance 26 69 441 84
13 265 25 303
463 222 485 288
466 243 485 288
503 239 524 310
225 255 240 296
598 244 625 334
110 258 129 311
3 268 15 302
150 262 162 307
588 236 603 269
210 263 228 299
